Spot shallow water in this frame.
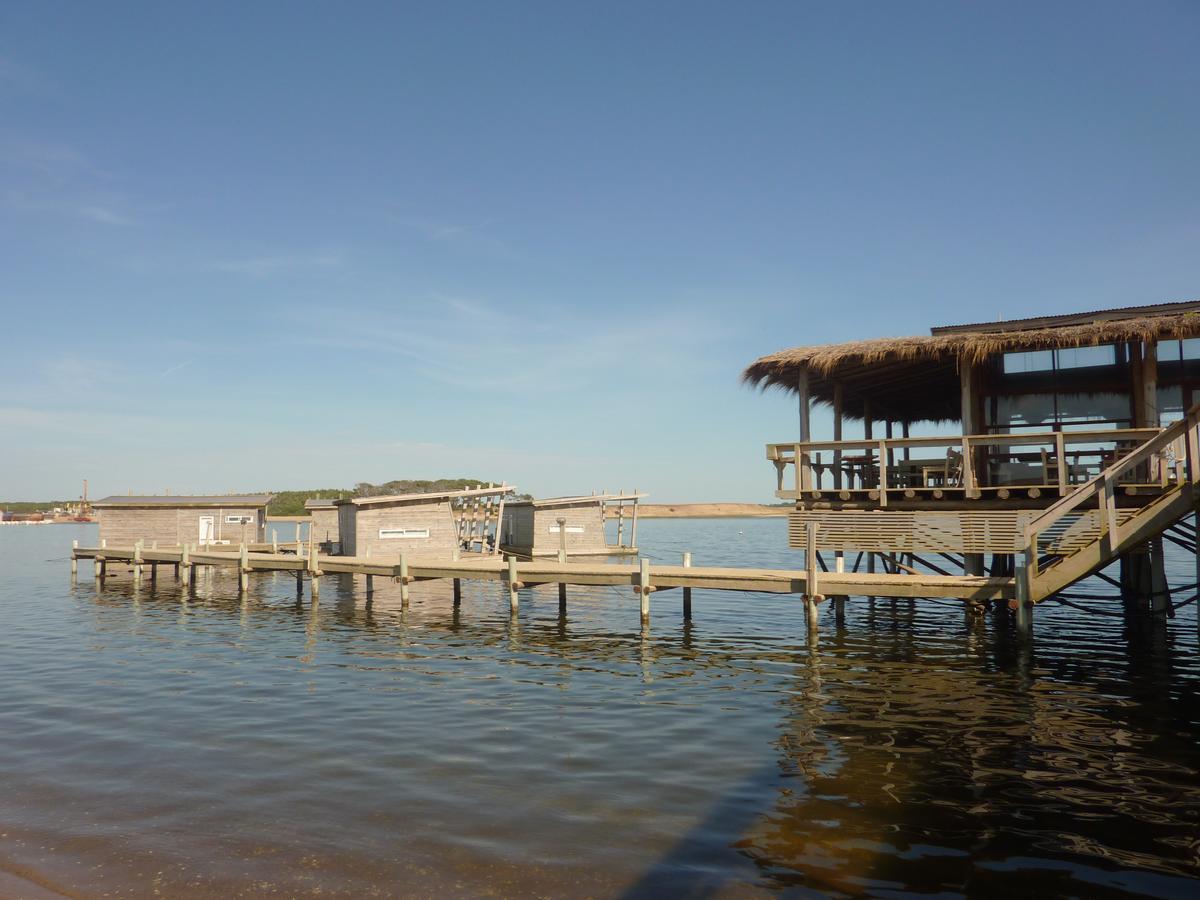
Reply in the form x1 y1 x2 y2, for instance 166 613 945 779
1 519 1199 897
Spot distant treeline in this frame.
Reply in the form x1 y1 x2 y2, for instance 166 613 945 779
267 478 528 516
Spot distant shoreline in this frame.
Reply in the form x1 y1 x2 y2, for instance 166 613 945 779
605 503 787 519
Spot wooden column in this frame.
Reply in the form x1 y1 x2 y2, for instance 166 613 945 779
804 521 820 634
832 383 843 490
399 552 410 608
798 369 812 493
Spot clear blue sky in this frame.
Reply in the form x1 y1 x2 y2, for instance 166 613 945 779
2 1 1197 502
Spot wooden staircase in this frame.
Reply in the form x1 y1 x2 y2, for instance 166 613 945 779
1020 406 1200 603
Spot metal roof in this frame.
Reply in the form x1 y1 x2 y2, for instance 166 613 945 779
304 498 338 509
342 485 515 507
93 494 273 508
931 299 1200 335
504 492 645 508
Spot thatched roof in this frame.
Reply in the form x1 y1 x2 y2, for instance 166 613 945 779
742 301 1200 424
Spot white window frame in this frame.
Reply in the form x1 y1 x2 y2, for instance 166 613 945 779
379 528 431 539
548 524 585 534
225 515 254 524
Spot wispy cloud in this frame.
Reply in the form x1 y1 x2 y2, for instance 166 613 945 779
77 204 134 226
211 251 344 277
160 359 194 378
278 293 724 394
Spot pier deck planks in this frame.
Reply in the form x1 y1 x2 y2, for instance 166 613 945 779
73 546 1014 602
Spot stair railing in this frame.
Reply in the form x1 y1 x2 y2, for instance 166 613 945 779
1020 404 1200 589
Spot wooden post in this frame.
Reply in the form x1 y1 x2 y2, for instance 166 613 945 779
557 517 567 562
133 540 143 581
630 490 639 550
616 501 625 548
877 440 889 507
1015 548 1032 634
638 557 651 623
399 552 410 608
494 489 507 556
365 574 374 596
804 522 820 634
1055 431 1068 496
558 581 567 612
832 383 843 490
798 369 812 493
682 551 692 619
71 539 78 574
272 531 278 554
453 578 462 606
238 543 249 593
309 540 320 601
181 543 191 586
507 555 519 612
1150 536 1168 615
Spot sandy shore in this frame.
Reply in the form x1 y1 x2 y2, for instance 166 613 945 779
605 503 787 518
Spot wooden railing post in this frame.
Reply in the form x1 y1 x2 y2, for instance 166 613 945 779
1054 431 1068 496
877 440 888 507
961 436 977 498
797 442 811 493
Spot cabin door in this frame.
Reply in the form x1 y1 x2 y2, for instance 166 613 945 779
198 515 215 544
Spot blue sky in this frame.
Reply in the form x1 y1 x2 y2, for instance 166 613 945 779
2 1 1197 502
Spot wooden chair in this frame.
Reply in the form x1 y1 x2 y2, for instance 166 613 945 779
922 448 963 487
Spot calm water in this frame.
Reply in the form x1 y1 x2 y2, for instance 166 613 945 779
2 520 1199 898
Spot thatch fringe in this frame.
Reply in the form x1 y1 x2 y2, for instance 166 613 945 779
742 311 1200 390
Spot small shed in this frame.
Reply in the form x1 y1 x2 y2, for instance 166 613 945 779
337 484 514 559
304 498 341 551
94 495 272 547
500 492 645 557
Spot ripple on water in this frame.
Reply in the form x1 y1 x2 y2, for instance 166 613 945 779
0 520 1198 896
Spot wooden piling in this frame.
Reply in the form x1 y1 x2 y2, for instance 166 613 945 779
400 552 410 608
453 578 462 605
181 543 192 586
365 574 374 596
133 540 143 581
638 557 651 623
630 490 639 549
507 555 519 612
1015 548 1032 634
557 517 568 611
682 551 692 619
804 521 820 633
239 543 249 594
71 540 78 574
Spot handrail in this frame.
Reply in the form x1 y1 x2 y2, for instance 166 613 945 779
767 425 1165 499
766 427 1161 456
1021 406 1200 544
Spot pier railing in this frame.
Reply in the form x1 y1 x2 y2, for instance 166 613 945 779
1020 405 1200 591
766 426 1165 506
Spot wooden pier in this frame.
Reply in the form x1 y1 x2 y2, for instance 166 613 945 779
69 543 1014 630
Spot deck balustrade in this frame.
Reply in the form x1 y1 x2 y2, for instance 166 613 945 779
767 426 1177 505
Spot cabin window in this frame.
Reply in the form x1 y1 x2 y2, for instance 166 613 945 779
378 528 430 539
1002 350 1054 374
225 515 254 524
548 524 585 534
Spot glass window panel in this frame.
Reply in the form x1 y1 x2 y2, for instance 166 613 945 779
1055 392 1130 425
1158 385 1184 423
995 393 1057 428
1182 338 1200 360
1002 350 1054 374
1056 345 1117 369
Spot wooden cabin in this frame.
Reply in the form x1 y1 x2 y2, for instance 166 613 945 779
744 300 1200 598
304 498 341 551
500 492 644 557
94 495 272 547
336 484 514 559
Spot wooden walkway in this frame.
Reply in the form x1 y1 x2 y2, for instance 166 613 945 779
70 544 1015 629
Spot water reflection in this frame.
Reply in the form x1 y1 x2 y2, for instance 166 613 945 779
3 523 1200 896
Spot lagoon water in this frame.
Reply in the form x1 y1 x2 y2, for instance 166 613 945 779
1 520 1199 897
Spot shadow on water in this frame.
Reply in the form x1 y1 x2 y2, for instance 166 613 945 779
34 537 1200 896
